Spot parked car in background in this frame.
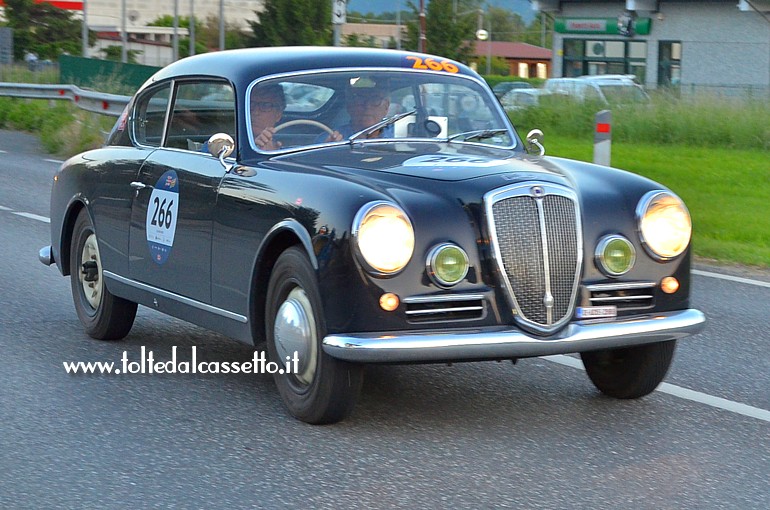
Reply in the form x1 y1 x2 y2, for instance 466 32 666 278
500 88 545 111
544 74 649 105
41 47 704 424
492 81 534 99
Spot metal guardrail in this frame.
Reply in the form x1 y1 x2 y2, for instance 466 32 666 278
0 83 131 117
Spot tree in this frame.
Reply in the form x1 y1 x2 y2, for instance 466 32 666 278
3 0 94 60
403 0 478 64
100 45 142 64
344 33 378 48
247 0 332 47
149 14 248 52
147 15 207 56
522 14 553 49
198 15 248 50
485 6 527 43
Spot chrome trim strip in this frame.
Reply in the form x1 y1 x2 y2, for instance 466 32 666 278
323 309 705 363
103 271 248 323
405 306 484 316
403 294 486 304
586 281 655 291
534 193 554 325
590 295 653 303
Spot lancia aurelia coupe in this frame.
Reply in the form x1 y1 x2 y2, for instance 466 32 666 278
41 47 705 423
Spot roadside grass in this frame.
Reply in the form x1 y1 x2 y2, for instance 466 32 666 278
530 133 770 268
512 94 770 151
0 97 113 155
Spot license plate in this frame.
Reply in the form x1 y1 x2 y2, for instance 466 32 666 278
575 305 617 319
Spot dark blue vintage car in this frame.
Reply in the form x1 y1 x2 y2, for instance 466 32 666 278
41 47 704 423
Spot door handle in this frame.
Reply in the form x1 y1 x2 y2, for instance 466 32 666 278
130 181 149 190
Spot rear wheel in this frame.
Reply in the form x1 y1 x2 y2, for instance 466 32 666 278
70 209 137 340
265 247 362 424
580 340 676 399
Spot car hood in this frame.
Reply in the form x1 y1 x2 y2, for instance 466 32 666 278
268 142 571 186
264 142 661 199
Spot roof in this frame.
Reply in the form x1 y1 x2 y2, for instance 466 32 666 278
145 46 480 91
472 42 552 60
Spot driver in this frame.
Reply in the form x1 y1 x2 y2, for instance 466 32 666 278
326 77 392 141
250 84 286 150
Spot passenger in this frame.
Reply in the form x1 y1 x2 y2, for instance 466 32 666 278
250 84 286 150
326 77 392 142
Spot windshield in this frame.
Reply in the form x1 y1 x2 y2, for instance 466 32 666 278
247 70 516 152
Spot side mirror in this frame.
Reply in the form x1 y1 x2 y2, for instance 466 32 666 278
208 132 235 157
526 129 545 156
207 133 235 172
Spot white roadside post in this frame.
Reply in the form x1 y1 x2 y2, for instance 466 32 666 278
593 109 612 166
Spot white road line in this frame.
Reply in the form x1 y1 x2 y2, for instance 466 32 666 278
0 205 11 211
543 354 770 423
693 269 770 289
44 158 64 164
12 212 50 223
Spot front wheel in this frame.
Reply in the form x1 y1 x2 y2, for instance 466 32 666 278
69 209 137 340
265 247 363 424
580 340 676 399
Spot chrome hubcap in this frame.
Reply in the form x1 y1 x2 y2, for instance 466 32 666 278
80 233 103 310
274 287 317 385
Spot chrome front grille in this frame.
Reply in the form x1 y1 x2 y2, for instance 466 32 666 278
485 183 582 334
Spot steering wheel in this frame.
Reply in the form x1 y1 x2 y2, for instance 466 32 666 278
273 119 334 135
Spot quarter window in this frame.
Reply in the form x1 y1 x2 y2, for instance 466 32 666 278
132 85 170 147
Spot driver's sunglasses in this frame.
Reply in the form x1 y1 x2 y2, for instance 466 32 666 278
252 101 283 112
349 95 387 108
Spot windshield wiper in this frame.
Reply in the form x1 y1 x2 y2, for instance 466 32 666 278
348 109 417 142
447 129 509 143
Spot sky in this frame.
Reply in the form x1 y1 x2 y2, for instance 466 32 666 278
345 1 537 23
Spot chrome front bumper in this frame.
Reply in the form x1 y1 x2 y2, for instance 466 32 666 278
323 309 706 363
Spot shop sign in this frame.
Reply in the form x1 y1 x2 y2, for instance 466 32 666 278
555 18 652 35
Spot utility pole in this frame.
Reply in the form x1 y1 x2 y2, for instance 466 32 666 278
219 0 225 51
418 0 426 52
81 0 88 57
120 0 127 62
332 0 346 47
189 0 196 56
173 0 179 61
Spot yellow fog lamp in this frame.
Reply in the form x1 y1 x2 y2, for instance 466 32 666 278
595 235 635 276
427 243 469 287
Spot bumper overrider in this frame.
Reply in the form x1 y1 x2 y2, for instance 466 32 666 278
323 309 705 363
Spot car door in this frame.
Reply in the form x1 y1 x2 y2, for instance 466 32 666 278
128 79 236 304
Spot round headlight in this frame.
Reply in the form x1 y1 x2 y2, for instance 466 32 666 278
353 201 414 274
427 243 469 287
637 191 692 260
595 235 635 276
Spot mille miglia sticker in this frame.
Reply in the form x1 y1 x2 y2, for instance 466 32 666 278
145 170 180 265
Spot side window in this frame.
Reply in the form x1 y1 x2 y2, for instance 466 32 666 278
167 81 235 151
132 85 170 147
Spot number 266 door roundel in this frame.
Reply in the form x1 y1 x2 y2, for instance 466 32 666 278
145 170 180 265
